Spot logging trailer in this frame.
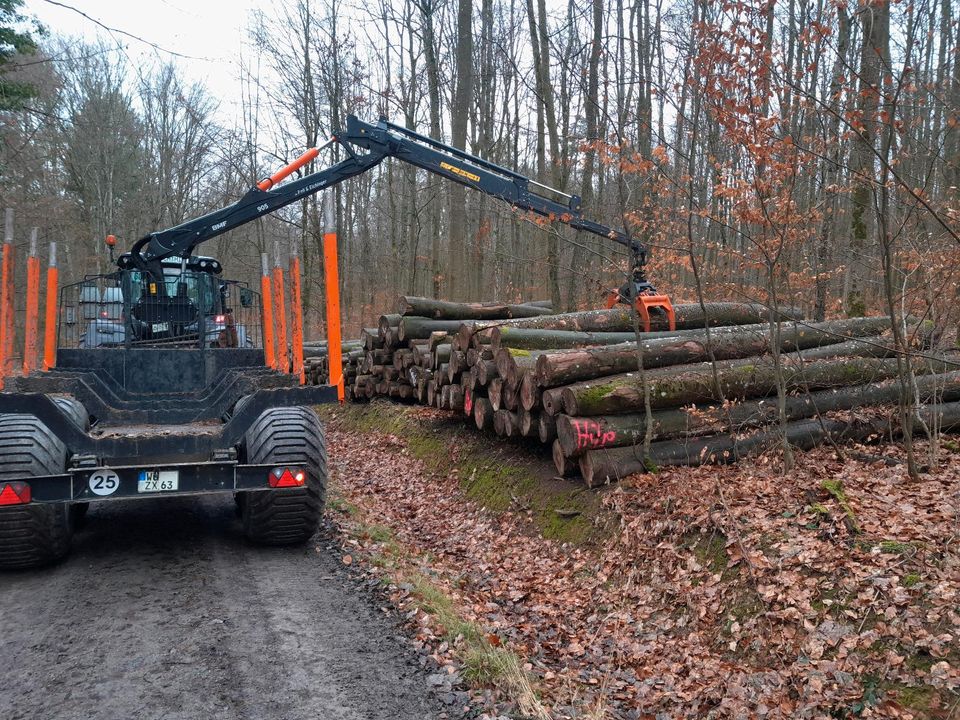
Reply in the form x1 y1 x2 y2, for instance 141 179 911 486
0 116 671 569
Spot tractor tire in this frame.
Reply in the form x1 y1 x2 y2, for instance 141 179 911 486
0 414 72 570
240 406 326 545
50 397 90 526
52 396 90 430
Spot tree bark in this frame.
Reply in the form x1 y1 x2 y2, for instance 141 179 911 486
557 368 960 458
396 296 554 319
539 413 557 443
533 317 893 387
463 302 804 341
398 317 469 341
378 314 402 338
579 401 960 486
561 356 960 416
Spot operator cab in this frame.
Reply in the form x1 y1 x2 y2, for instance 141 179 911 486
80 254 251 348
117 253 222 342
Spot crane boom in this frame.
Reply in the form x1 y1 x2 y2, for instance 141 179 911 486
125 115 653 293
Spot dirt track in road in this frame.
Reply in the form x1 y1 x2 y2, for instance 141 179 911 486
0 496 462 720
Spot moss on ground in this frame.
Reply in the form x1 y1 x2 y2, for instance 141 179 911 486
821 478 858 530
877 540 915 555
902 573 921 588
321 401 608 547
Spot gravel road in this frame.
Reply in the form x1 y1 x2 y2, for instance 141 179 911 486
0 496 462 720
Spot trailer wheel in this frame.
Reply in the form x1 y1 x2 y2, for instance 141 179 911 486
240 406 326 545
52 396 90 430
0 414 72 570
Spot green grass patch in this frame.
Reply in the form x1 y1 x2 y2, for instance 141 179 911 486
326 493 359 517
462 643 527 685
324 401 608 547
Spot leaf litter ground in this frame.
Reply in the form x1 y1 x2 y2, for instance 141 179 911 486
323 402 959 719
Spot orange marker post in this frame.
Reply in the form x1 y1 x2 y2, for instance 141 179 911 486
272 240 288 373
22 229 40 376
0 209 14 383
322 193 344 401
289 240 305 384
43 241 58 371
260 252 276 369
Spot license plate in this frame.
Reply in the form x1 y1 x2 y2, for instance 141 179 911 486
152 322 170 332
138 470 179 493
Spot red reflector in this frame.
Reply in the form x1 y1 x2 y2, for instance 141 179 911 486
269 467 306 488
0 482 31 506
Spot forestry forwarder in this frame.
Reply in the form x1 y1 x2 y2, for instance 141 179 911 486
0 115 671 569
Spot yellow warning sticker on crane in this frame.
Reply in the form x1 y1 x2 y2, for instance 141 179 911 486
440 161 480 183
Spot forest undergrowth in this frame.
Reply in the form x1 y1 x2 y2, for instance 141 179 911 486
322 402 960 719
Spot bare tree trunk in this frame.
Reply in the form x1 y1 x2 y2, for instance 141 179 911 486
448 0 473 299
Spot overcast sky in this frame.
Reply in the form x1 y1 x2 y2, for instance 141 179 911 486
24 0 259 119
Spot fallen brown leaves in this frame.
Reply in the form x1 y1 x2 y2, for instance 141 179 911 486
326 406 960 719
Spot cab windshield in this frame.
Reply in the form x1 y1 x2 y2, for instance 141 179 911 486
123 268 219 316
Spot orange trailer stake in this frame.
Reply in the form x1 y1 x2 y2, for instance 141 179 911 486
260 253 276 370
290 254 305 384
322 193 344 401
322 231 344 401
272 244 288 372
4 243 13 375
43 242 58 371
0 241 9 387
22 236 40 376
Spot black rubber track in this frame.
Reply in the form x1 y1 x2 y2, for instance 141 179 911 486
241 406 326 545
0 414 72 569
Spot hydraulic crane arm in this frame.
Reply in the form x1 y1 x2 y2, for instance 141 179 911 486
126 115 652 292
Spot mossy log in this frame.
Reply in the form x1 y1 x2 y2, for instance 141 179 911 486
552 439 579 477
539 413 558 443
476 358 498 386
519 372 541 411
488 377 504 410
398 316 468 342
448 384 465 412
579 400 960 486
518 410 540 438
397 296 555 320
461 302 804 342
502 380 520 411
377 314 402 338
473 397 494 431
362 328 382 351
428 331 450 352
491 327 639 352
534 317 894 387
493 409 512 436
561 356 960 416
541 387 565 415
432 344 452 369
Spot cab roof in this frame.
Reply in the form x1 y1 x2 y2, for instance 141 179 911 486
116 254 222 275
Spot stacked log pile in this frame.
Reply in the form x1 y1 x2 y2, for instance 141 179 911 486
316 296 960 484
303 340 362 390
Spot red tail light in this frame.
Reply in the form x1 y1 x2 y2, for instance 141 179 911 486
0 482 31 505
269 468 306 488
